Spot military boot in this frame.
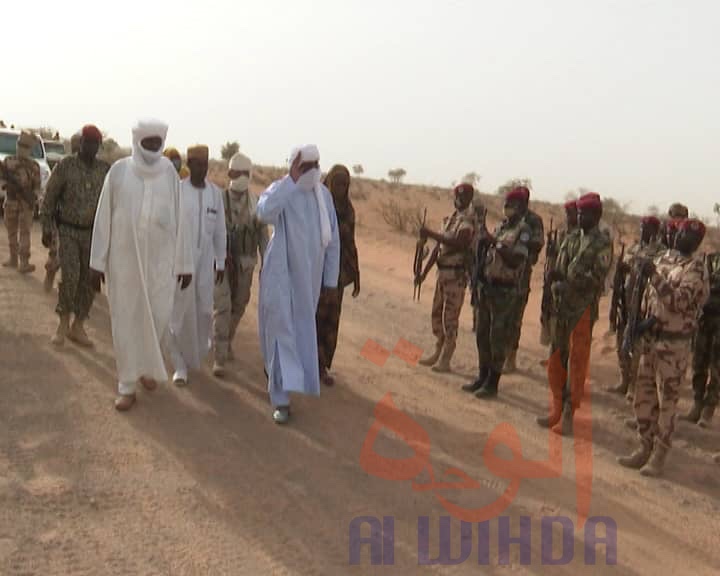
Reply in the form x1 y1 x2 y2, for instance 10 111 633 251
680 401 703 423
17 257 35 274
536 400 563 428
432 342 455 373
462 366 488 393
419 341 443 367
51 315 70 346
68 319 93 348
475 369 500 399
617 439 653 469
503 349 518 374
640 440 670 478
553 402 574 436
698 405 715 428
43 267 57 293
2 252 18 268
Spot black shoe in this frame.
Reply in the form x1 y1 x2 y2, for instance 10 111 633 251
462 366 488 393
475 369 500 400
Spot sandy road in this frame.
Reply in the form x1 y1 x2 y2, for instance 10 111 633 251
0 223 718 575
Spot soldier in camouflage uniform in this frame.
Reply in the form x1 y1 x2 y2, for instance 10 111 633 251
417 183 476 373
212 152 269 376
619 219 709 477
537 193 612 435
504 186 544 373
462 187 531 398
608 216 663 401
41 125 109 347
681 251 720 428
659 203 688 250
43 132 81 292
1 131 41 273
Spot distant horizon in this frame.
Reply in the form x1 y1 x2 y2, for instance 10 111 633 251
4 0 718 221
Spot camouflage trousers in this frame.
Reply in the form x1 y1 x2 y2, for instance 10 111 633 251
475 284 517 373
634 336 692 448
430 270 467 355
616 320 641 395
45 225 60 273
316 284 346 371
548 307 594 410
507 278 532 353
3 199 34 259
57 225 95 320
213 265 254 363
691 314 720 409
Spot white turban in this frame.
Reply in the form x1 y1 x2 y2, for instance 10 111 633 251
131 118 170 177
289 144 331 248
230 152 252 174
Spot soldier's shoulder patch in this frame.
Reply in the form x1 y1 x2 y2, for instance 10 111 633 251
519 231 531 243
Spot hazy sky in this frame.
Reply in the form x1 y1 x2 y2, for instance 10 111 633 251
4 0 718 217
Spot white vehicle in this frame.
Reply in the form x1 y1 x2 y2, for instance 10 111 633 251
0 129 52 215
44 140 68 171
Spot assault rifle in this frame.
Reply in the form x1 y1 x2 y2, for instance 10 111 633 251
413 208 428 301
540 219 559 340
609 243 627 333
621 259 655 360
470 207 491 308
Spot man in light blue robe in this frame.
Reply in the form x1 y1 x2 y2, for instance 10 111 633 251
257 145 340 424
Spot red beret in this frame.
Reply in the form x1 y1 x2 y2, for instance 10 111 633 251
641 216 661 229
454 183 474 196
564 200 577 211
576 192 602 211
506 186 530 203
678 218 706 239
81 124 102 143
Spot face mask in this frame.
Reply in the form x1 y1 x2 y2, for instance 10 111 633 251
230 176 250 193
297 168 320 192
140 146 162 165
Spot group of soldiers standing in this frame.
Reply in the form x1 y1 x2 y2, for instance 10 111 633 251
416 186 717 477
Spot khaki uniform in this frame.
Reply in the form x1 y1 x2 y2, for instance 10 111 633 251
475 218 531 373
548 228 612 410
41 155 109 320
429 208 475 362
2 155 40 263
691 253 720 410
213 189 269 363
507 209 544 354
634 251 709 448
616 239 664 396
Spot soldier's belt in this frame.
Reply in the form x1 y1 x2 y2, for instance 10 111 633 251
58 219 93 231
654 330 694 341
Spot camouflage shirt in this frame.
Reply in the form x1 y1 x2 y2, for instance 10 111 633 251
223 189 269 270
1 156 40 205
437 206 475 269
554 226 613 322
484 218 530 285
624 239 664 296
522 209 545 266
41 155 109 230
644 250 709 335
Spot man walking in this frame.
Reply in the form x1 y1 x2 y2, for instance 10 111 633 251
417 183 475 373
168 145 227 386
41 125 109 347
90 119 193 411
1 131 41 273
212 152 268 377
257 145 340 424
619 219 709 477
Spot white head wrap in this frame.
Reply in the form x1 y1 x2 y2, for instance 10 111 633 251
228 152 257 213
289 144 331 248
131 118 170 177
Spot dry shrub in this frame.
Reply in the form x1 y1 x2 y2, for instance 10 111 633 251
380 199 424 234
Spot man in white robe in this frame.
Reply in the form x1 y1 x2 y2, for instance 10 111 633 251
257 145 340 424
168 145 227 386
89 119 194 412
